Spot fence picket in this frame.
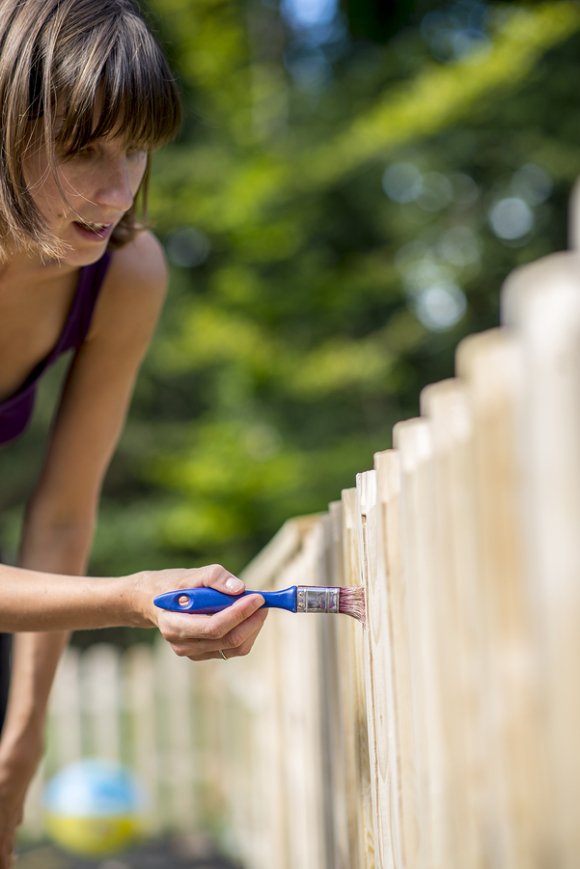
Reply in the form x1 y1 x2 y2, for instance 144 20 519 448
420 380 485 868
504 252 580 866
356 468 396 869
124 643 162 835
341 487 375 869
83 644 122 761
373 450 418 869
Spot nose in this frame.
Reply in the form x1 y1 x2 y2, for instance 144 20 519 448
93 156 135 213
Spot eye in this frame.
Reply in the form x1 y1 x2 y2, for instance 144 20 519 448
65 145 96 161
126 145 146 160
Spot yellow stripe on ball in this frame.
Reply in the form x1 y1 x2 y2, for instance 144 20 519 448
45 812 142 857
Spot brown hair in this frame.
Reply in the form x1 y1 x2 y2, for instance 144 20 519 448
0 0 182 260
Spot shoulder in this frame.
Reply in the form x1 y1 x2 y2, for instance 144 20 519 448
88 231 169 346
107 230 168 292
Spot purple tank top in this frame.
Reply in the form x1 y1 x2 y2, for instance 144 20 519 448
0 252 112 446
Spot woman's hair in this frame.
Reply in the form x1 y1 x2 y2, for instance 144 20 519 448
0 0 182 260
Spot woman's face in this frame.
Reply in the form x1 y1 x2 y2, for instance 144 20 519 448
23 131 148 266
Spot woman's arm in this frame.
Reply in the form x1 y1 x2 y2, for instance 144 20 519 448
0 561 141 632
0 555 265 867
0 558 265 634
0 232 267 864
1 231 169 747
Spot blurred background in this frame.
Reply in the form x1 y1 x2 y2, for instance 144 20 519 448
2 0 580 647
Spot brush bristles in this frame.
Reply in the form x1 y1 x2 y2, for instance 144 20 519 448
338 586 366 624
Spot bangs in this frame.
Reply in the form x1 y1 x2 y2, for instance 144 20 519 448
49 7 181 155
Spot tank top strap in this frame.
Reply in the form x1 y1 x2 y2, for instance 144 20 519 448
0 251 113 446
57 250 113 354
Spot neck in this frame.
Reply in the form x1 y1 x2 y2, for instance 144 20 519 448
0 250 73 286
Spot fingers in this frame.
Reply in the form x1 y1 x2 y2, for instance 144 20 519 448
204 607 268 661
158 593 267 660
154 563 268 663
139 563 246 629
157 563 246 602
0 840 14 869
161 591 264 642
168 563 245 596
198 564 245 596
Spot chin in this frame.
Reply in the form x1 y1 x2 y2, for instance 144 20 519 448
58 240 110 268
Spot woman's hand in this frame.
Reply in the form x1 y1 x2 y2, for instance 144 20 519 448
130 564 268 661
0 729 44 868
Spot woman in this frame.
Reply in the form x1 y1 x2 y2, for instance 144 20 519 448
0 0 267 861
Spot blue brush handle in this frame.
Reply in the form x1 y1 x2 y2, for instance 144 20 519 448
153 586 297 615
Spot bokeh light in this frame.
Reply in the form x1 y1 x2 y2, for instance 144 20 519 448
166 227 211 269
382 162 424 204
412 283 467 331
488 197 534 241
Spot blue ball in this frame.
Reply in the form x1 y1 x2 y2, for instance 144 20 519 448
43 759 148 856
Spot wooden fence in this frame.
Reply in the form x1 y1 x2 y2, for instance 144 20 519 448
21 182 580 868
203 186 580 868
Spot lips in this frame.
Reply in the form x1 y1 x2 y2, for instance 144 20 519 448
73 220 114 241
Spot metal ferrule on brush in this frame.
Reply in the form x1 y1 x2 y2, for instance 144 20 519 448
296 586 340 614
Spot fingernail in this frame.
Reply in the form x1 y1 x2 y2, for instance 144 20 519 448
250 594 265 609
225 577 243 592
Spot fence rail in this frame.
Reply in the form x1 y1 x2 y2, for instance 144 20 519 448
21 190 580 869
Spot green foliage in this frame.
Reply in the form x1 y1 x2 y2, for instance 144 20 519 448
101 0 580 577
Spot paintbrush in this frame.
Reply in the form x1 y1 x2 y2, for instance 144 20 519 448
154 585 365 624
